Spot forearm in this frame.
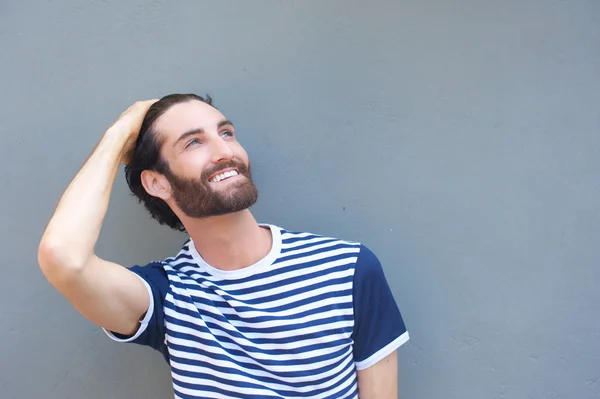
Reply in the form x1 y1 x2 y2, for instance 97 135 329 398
357 350 398 398
39 128 127 269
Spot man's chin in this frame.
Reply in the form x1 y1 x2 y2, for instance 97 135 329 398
173 176 258 219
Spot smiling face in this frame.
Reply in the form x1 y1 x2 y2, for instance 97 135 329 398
145 100 258 219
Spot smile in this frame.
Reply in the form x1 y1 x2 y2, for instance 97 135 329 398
209 169 239 183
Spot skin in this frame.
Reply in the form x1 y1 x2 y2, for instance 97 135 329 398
357 350 399 398
38 99 398 398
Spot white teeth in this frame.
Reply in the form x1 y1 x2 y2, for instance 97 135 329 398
210 170 239 183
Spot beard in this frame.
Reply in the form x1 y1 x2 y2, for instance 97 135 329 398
163 160 259 219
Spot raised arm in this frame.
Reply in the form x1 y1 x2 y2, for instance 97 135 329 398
38 100 158 336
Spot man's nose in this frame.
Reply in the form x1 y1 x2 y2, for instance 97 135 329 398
210 136 234 164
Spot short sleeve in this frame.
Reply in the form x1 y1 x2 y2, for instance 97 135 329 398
351 245 409 370
102 262 169 361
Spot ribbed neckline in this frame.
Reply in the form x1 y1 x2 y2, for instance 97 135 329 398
188 224 281 279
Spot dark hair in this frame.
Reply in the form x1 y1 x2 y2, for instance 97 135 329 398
124 93 213 231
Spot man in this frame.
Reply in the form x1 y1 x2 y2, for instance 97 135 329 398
38 94 409 398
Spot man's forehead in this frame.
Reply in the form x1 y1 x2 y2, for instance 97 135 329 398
155 100 225 138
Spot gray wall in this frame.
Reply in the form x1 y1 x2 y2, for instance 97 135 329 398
1 1 598 398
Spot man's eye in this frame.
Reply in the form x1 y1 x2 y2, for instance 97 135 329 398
221 130 234 138
185 138 200 148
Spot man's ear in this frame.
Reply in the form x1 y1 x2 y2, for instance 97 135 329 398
140 170 172 201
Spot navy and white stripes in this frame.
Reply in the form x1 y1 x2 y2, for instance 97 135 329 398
104 224 409 398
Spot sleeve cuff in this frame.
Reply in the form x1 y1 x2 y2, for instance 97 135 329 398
102 274 154 343
355 331 410 370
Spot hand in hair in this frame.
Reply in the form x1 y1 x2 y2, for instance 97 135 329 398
107 99 159 165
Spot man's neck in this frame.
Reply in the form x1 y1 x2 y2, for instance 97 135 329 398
183 210 272 271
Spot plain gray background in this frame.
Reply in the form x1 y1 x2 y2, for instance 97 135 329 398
1 1 599 398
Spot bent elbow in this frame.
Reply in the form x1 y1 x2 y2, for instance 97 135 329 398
37 238 88 280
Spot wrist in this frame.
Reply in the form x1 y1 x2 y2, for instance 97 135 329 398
100 127 133 163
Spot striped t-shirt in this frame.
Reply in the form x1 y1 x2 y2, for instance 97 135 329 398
104 224 409 398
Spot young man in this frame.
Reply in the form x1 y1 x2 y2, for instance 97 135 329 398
38 94 409 398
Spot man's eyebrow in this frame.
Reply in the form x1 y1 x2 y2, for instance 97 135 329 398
173 120 234 148
173 128 205 148
219 120 234 128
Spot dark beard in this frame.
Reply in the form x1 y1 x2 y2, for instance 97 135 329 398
164 160 259 219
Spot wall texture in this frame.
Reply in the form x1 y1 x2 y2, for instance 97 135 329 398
1 1 599 398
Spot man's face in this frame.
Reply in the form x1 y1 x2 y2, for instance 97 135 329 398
153 100 258 218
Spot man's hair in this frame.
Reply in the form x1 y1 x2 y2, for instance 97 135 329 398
124 93 213 232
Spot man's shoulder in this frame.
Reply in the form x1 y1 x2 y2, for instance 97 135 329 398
275 225 366 266
276 225 386 267
129 237 194 273
160 237 195 265
277 225 361 247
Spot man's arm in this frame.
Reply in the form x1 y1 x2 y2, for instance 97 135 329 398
351 244 409 398
357 350 398 398
38 100 157 336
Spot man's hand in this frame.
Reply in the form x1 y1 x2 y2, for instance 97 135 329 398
106 99 158 165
